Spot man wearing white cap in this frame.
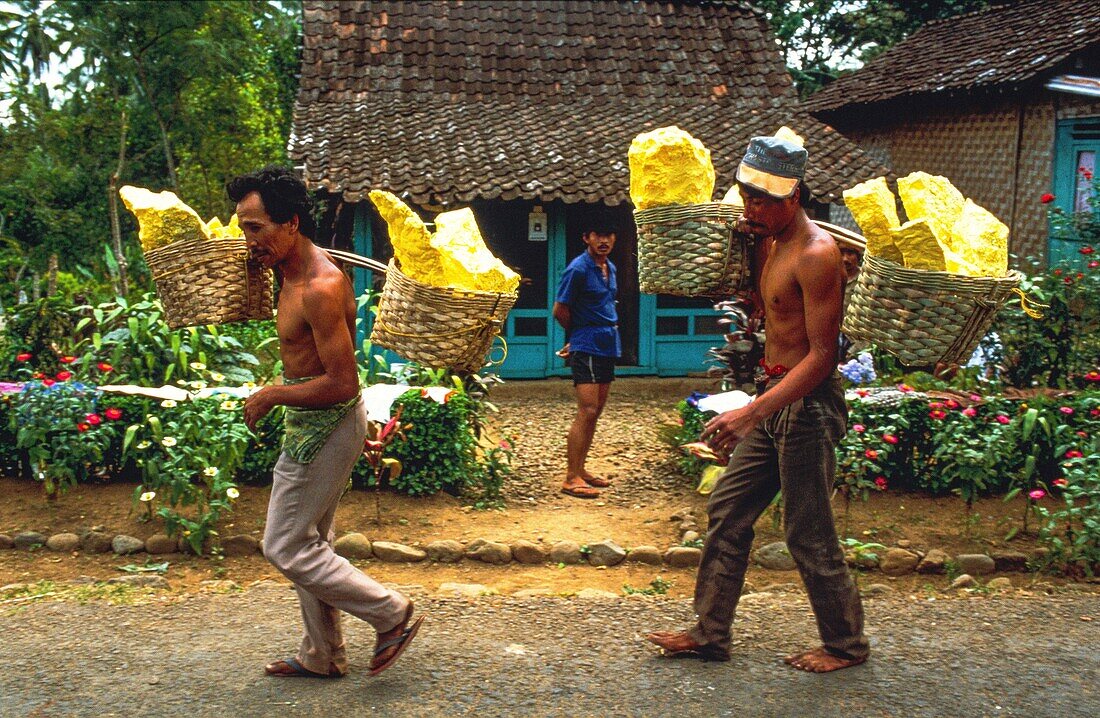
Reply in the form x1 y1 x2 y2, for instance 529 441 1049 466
648 136 869 672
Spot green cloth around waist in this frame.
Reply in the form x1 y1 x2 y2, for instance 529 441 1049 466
282 376 361 464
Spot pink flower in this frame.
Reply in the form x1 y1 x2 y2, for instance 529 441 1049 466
104 408 123 421
962 407 978 417
874 477 888 491
1053 478 1068 488
1059 407 1074 415
929 409 947 420
1065 449 1083 459
1040 193 1055 204
898 384 913 393
995 414 1010 424
1091 408 1100 417
864 449 878 460
944 399 959 410
1028 489 1046 500
15 352 31 362
1077 431 1089 438
968 394 982 402
499 440 511 450
929 401 944 409
883 433 898 444
1090 261 1099 269
852 424 866 433
85 413 101 426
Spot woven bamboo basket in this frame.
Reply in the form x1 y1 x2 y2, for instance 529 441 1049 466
843 254 1023 367
369 260 518 373
145 237 274 330
634 202 749 297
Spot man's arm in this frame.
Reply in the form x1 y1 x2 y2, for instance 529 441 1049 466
552 301 571 333
243 277 360 430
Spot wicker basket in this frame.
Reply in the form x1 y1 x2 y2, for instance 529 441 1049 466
634 202 749 297
370 260 518 373
145 237 274 330
843 254 1023 367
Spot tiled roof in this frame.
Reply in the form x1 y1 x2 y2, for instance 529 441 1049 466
292 0 889 205
804 0 1100 114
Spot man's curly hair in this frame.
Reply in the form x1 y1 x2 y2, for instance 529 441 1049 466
226 165 316 239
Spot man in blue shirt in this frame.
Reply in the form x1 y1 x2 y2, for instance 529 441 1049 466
552 225 621 498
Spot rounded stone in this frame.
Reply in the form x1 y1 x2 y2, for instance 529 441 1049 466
45 533 80 552
467 540 512 565
753 541 796 570
586 539 626 567
333 532 373 560
221 534 260 557
0 534 12 550
437 582 495 598
548 540 584 565
511 540 549 565
880 548 921 576
949 573 978 589
145 534 178 555
664 546 702 567
112 535 146 555
625 546 663 565
916 548 948 574
987 577 1013 591
955 554 995 576
13 531 47 550
425 540 465 563
81 531 114 554
991 551 1028 573
372 541 427 563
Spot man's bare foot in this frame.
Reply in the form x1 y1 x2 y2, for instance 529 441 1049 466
561 478 600 498
784 647 867 673
581 472 611 488
646 631 730 661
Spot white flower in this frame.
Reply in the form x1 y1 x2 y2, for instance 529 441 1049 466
210 372 225 383
136 440 151 450
139 491 156 502
161 436 177 447
189 361 206 371
190 381 207 390
203 467 218 477
226 487 240 499
220 400 239 411
160 399 177 408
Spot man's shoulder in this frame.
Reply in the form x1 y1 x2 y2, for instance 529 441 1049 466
563 253 591 275
302 264 352 305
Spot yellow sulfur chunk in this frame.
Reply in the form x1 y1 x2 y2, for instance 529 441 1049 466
368 190 445 287
120 185 210 253
432 208 520 293
206 216 224 234
890 219 946 271
629 126 715 209
943 246 982 276
772 126 805 148
951 199 1008 277
897 172 965 254
843 177 903 263
721 184 744 209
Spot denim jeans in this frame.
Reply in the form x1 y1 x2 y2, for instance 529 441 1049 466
688 374 869 660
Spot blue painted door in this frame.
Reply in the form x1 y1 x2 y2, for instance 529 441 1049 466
1050 119 1100 266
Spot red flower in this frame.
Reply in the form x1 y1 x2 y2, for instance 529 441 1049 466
1054 269 1063 276
42 379 56 387
85 413 101 426
15 352 31 362
929 409 947 420
962 407 978 418
1064 277 1074 285
1084 371 1100 382
1077 430 1089 438
874 477 888 491
32 372 44 379
104 407 123 421
864 449 878 460
1091 408 1100 417
883 433 899 444
928 401 944 409
76 422 89 432
59 356 76 364
97 362 113 373
1065 449 1083 459
898 384 913 393
1040 193 1055 204
995 414 1010 424
1090 261 1099 269
1052 478 1068 488
856 389 869 398
56 371 72 381
1080 247 1095 256
944 399 959 409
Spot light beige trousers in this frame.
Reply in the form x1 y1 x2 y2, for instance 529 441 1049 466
263 399 408 674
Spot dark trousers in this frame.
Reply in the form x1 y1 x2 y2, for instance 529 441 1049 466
689 375 869 660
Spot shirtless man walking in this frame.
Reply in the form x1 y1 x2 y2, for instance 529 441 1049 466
230 166 421 679
647 137 869 672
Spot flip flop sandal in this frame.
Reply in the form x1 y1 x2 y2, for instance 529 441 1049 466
264 657 343 678
582 476 612 488
369 615 424 677
561 485 600 498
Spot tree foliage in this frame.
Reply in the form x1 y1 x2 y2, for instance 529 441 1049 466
755 1 993 97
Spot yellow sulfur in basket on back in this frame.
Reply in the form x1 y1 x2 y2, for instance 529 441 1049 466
432 208 520 293
369 189 445 287
843 177 903 263
951 199 1008 277
897 172 965 254
889 219 946 271
628 126 715 210
120 186 211 252
205 214 244 239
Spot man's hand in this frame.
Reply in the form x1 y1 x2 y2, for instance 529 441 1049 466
556 342 571 359
244 386 279 432
701 406 759 457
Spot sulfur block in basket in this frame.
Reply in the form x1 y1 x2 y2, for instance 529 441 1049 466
952 199 1008 277
432 208 520 293
889 219 946 271
897 172 966 254
628 126 715 210
369 189 445 287
120 186 211 252
843 177 903 263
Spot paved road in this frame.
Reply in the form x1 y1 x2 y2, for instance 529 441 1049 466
3 585 1098 718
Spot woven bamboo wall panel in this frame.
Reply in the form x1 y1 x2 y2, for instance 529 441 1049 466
1056 97 1100 120
1011 101 1055 262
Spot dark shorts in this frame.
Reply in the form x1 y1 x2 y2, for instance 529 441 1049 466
570 351 615 385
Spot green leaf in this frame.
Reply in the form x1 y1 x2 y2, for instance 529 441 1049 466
122 424 140 454
1021 408 1038 439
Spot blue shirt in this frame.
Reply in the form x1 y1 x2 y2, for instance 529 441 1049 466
555 252 620 358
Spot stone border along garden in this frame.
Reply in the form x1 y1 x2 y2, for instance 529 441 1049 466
0 505 1055 593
